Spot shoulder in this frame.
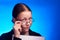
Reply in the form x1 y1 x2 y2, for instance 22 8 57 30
1 30 13 37
0 33 10 40
0 30 13 40
29 29 41 36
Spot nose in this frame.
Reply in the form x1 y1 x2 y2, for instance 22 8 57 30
26 20 30 25
26 19 30 23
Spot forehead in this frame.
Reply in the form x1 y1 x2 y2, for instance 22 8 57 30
17 11 32 19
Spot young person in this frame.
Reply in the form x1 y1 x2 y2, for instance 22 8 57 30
0 3 41 40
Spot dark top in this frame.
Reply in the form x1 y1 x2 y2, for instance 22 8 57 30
0 29 41 40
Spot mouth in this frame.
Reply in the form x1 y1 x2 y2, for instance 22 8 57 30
22 27 30 31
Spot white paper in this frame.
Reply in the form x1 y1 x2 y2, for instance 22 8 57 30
19 35 44 40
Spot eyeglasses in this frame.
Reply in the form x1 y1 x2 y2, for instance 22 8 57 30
16 18 34 23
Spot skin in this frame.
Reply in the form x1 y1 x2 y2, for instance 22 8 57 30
13 11 32 38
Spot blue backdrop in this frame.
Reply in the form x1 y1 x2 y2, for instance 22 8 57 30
0 0 60 40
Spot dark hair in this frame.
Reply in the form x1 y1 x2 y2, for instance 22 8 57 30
12 3 32 18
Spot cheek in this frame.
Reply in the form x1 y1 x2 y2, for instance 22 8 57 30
21 23 26 27
30 21 32 25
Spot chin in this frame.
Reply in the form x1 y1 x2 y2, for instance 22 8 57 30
24 29 29 32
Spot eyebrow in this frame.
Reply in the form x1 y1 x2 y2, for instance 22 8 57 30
21 17 32 19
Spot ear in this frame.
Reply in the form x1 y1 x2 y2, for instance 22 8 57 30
12 18 16 23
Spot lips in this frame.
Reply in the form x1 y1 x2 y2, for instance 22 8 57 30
22 26 29 31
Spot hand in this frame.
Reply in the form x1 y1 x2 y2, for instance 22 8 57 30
13 21 22 38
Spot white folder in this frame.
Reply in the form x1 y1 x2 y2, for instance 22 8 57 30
19 35 44 40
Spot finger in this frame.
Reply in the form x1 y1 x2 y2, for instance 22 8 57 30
15 21 21 24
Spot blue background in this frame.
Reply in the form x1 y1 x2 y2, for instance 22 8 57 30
0 0 60 40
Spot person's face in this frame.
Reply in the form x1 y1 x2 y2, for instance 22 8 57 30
15 11 32 32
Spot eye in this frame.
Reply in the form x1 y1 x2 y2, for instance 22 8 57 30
29 17 32 20
21 19 26 22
